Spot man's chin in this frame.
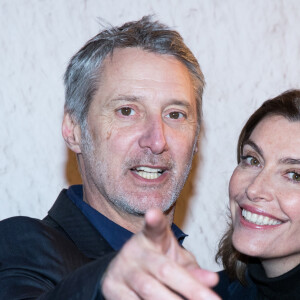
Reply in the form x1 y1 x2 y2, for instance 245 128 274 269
112 196 176 216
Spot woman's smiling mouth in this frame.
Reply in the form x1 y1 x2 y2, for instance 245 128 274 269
242 208 282 226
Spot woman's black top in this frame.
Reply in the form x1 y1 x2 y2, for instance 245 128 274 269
215 262 300 299
248 262 300 300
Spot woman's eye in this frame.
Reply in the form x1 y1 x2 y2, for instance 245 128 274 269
286 172 300 182
249 157 260 166
241 155 261 167
118 107 135 116
167 111 185 120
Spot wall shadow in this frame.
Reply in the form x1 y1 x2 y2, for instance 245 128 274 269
173 124 205 228
65 148 82 185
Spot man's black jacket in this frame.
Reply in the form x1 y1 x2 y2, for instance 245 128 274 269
0 189 117 299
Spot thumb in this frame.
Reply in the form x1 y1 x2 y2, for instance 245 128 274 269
143 208 172 253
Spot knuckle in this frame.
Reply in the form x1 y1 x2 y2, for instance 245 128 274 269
101 274 115 298
157 259 174 279
133 274 153 298
138 280 153 297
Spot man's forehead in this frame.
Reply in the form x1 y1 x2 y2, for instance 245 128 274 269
100 48 192 90
102 47 186 74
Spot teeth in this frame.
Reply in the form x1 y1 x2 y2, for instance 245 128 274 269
135 166 163 179
136 166 162 173
242 209 282 225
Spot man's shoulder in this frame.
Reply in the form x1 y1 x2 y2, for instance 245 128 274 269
0 215 91 279
0 215 46 238
0 215 87 261
0 215 63 240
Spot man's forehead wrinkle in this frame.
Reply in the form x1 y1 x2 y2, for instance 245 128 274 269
108 71 191 85
101 70 190 92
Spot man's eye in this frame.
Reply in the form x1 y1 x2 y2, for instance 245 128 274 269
286 171 300 182
167 111 185 120
119 107 135 116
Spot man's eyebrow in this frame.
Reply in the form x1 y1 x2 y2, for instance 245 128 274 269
110 95 140 102
167 99 192 108
110 96 192 108
242 139 264 157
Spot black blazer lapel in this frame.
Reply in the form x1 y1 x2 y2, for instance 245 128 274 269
45 189 113 259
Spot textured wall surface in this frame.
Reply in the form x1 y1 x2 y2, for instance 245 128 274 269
1 0 299 271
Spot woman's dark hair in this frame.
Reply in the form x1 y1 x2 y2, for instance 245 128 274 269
216 89 300 284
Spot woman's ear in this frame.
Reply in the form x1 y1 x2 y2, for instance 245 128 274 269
62 113 82 154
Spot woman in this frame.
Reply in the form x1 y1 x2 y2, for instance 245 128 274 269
215 89 300 299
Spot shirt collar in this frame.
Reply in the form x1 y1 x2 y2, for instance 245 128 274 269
67 185 187 250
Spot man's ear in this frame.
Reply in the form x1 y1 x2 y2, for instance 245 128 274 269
194 145 198 154
193 137 199 155
62 113 82 154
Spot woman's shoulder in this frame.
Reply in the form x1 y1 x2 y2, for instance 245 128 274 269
214 270 258 300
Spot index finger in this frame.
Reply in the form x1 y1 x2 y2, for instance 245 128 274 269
143 208 172 253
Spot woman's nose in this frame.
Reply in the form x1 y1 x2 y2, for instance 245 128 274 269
245 170 274 202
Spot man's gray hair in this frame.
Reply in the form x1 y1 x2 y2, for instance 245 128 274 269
64 16 205 133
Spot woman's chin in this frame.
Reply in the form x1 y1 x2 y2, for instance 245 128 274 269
232 233 266 258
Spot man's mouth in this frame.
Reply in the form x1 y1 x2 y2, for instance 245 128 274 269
132 166 164 180
242 209 282 226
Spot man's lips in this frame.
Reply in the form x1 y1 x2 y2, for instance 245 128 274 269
130 166 166 180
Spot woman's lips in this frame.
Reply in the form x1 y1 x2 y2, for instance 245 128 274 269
241 208 282 226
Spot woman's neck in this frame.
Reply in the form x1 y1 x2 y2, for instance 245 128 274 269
261 253 300 277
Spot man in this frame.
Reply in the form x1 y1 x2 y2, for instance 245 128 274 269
0 17 219 299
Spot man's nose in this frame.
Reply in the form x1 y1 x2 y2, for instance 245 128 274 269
246 169 274 202
138 117 168 154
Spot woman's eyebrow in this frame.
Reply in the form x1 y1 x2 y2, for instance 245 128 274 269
279 158 300 165
242 139 263 157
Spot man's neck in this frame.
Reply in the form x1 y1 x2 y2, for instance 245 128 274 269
82 185 174 233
